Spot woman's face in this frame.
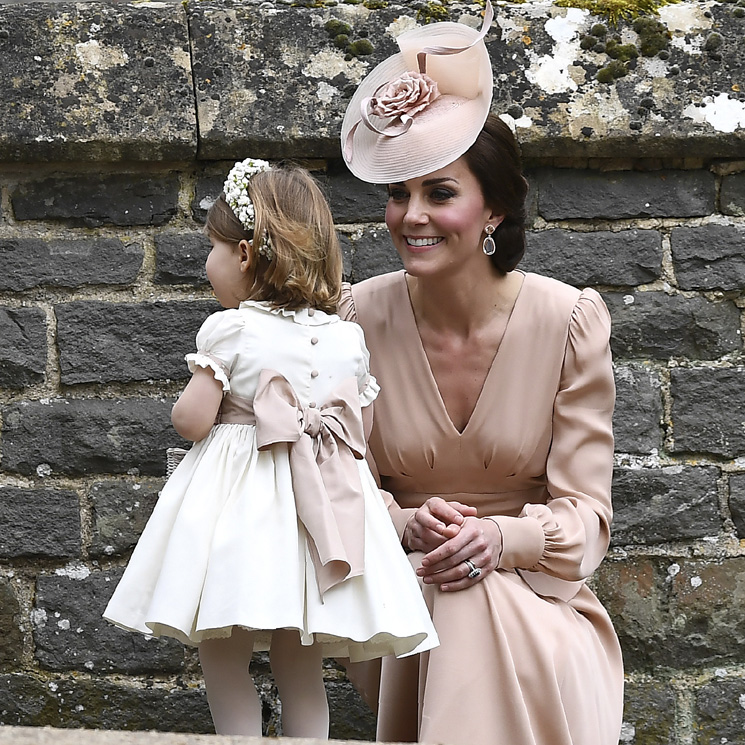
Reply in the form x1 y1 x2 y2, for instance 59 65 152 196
385 156 501 278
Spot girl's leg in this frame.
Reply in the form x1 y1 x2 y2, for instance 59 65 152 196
198 628 262 736
270 628 329 738
376 653 420 743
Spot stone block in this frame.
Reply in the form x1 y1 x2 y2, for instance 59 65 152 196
0 238 143 291
720 171 745 216
669 558 745 666
154 233 210 286
728 473 745 538
0 579 23 671
0 2 195 162
523 229 662 287
0 674 211 732
326 670 376 741
694 677 745 745
89 481 162 559
56 301 217 384
604 292 740 360
613 365 663 454
339 234 354 283
592 558 668 671
191 171 225 224
0 307 46 389
188 2 401 160
0 486 81 559
349 227 402 283
34 570 184 674
671 368 745 457
11 175 180 227
621 678 676 745
671 224 745 290
325 161 388 224
1 398 184 477
611 466 721 546
535 169 715 220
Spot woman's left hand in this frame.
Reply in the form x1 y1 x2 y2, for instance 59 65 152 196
416 517 502 592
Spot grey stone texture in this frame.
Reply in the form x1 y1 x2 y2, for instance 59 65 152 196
729 473 745 538
325 163 388 224
720 171 745 216
88 480 161 559
11 175 180 227
595 557 745 670
604 291 741 360
523 228 662 287
0 238 143 291
0 307 46 388
535 169 716 220
0 486 81 559
694 677 745 745
154 233 210 286
670 224 745 290
612 365 663 454
0 579 23 671
621 678 676 745
1 398 183 477
0 2 195 162
56 300 218 384
348 227 403 283
671 367 745 457
34 570 185 674
611 466 721 546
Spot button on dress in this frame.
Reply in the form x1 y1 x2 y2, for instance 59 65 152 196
340 271 624 745
104 300 439 663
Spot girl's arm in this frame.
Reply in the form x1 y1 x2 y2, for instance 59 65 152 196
171 366 224 442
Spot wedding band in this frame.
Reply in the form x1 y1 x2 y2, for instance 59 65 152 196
464 559 481 579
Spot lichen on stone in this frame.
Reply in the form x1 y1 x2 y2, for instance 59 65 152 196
555 0 679 25
417 2 450 24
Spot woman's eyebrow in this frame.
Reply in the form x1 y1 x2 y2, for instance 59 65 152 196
421 177 458 187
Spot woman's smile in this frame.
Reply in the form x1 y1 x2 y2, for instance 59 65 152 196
405 236 444 250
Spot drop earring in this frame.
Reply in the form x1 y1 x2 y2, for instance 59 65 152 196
482 224 496 256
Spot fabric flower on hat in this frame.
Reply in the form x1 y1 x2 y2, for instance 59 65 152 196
370 71 440 121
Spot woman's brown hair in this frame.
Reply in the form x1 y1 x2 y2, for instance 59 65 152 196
205 165 342 313
463 114 528 274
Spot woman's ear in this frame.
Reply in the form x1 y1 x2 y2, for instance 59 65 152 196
489 214 506 229
238 239 252 273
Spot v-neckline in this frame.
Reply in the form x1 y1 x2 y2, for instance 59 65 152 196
399 270 528 437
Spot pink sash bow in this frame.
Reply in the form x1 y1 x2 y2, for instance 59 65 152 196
252 369 367 598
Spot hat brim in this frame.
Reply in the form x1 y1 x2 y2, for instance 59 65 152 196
341 22 493 184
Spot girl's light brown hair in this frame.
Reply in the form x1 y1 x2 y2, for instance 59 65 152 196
205 165 342 313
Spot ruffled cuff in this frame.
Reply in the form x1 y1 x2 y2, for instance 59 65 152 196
359 373 380 407
185 352 231 392
484 512 545 570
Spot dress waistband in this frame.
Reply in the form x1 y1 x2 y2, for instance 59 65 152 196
215 393 256 424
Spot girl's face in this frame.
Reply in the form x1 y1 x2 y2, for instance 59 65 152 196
385 156 503 278
205 237 250 308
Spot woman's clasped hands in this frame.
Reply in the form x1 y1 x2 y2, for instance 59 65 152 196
403 497 503 592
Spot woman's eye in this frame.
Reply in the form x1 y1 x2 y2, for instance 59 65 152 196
430 188 455 201
387 189 408 201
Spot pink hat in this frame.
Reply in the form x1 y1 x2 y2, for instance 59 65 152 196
341 1 494 184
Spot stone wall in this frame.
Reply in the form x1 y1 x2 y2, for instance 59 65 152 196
0 1 744 743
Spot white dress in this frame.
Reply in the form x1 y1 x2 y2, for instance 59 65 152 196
103 301 438 662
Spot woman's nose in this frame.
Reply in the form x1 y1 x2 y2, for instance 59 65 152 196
403 196 428 225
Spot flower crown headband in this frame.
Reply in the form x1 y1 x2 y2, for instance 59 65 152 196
223 157 273 260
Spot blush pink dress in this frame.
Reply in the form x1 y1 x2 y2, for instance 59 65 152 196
340 270 624 745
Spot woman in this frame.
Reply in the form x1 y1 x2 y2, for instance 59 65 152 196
338 3 624 744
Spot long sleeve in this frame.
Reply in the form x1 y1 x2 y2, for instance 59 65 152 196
487 288 615 585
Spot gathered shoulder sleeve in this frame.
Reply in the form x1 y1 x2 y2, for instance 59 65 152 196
489 287 615 587
184 310 244 393
353 323 381 408
339 282 357 323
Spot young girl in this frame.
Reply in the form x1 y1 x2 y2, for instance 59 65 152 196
103 159 438 738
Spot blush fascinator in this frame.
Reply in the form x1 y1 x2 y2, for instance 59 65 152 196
341 0 494 184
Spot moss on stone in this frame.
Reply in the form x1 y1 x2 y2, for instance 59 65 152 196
348 38 374 55
324 18 352 37
363 0 388 7
632 16 671 56
596 58 629 82
606 38 639 60
555 0 678 25
417 2 450 23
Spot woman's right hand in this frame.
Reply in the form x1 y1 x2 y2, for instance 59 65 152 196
403 497 478 553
